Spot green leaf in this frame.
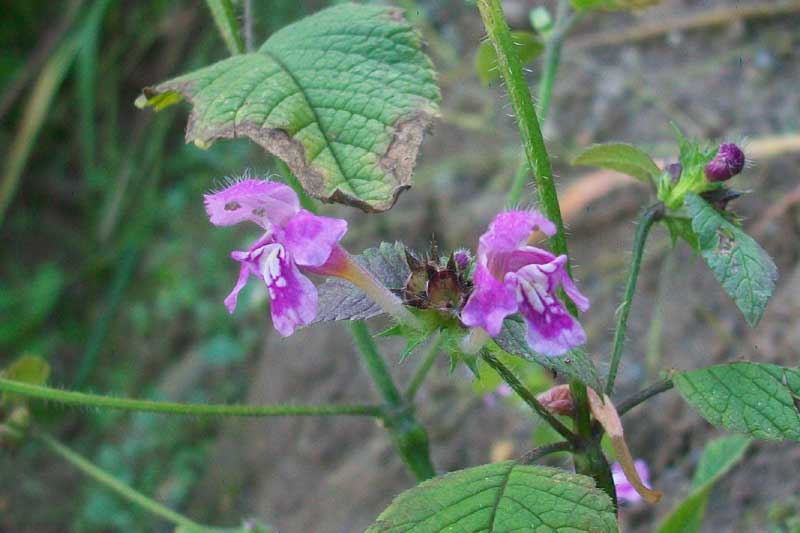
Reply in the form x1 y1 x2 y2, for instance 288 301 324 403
368 461 617 532
685 193 777 326
1 355 50 405
492 318 602 392
137 3 440 212
658 435 750 533
314 242 409 323
475 31 543 85
674 362 800 441
572 142 661 183
663 216 700 251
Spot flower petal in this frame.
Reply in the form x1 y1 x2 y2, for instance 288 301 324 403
461 264 518 336
224 241 269 313
204 179 299 229
478 210 556 258
280 210 348 267
558 262 590 312
259 243 318 337
515 266 586 356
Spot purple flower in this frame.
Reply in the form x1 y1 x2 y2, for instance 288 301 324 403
461 210 589 356
205 179 347 336
704 142 745 182
612 459 652 505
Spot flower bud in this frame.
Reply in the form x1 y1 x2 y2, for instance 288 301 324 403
453 249 472 272
704 142 745 182
536 384 575 416
666 162 682 183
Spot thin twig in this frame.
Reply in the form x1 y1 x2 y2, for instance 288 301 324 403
571 1 800 50
481 351 579 447
518 441 573 464
617 378 675 416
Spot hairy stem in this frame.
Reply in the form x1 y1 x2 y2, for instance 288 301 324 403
482 351 579 447
477 0 615 499
605 203 665 396
350 322 435 481
405 332 444 400
518 441 572 464
0 378 382 417
38 432 227 532
477 0 571 266
617 377 674 416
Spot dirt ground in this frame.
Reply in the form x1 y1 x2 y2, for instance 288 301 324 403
3 0 799 531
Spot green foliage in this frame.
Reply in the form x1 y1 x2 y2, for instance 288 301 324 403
204 0 245 55
675 363 800 441
657 434 750 533
1 354 50 405
572 142 661 183
493 318 602 392
137 3 440 212
475 31 543 85
686 193 777 326
368 461 617 532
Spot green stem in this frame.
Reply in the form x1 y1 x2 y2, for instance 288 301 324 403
518 441 572 464
38 432 229 532
617 377 674 416
477 0 614 499
605 203 665 396
481 351 579 447
405 332 444 401
204 0 245 55
350 321 436 481
0 378 382 418
478 0 570 264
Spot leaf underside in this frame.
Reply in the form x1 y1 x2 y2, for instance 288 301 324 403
313 242 409 323
674 362 800 441
368 461 617 533
493 318 602 392
572 142 661 183
137 3 440 212
686 193 777 326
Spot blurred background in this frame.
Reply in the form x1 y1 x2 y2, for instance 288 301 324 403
1 0 799 531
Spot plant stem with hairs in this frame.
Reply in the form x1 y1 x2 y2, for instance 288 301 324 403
477 0 615 499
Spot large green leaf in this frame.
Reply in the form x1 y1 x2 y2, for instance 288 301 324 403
686 193 777 326
137 3 440 212
674 362 800 441
572 142 661 183
493 318 602 392
658 435 750 533
368 461 617 532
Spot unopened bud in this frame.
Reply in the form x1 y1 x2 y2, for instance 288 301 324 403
453 249 472 272
705 143 745 182
536 384 574 416
666 162 682 183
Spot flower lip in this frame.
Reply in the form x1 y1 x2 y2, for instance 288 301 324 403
204 178 300 229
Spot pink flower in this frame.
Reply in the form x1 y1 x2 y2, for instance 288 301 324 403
612 459 652 505
205 179 347 336
461 210 589 356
